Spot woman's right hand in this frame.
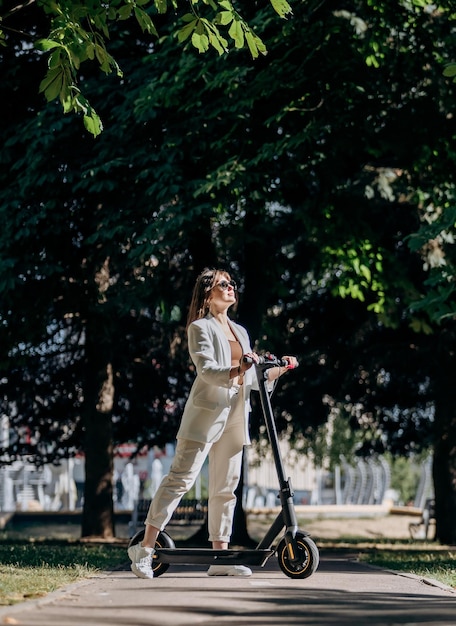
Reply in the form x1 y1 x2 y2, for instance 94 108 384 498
240 352 259 372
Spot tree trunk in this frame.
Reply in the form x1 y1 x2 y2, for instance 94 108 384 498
184 501 253 547
230 452 256 547
81 402 115 538
241 206 271 343
81 319 115 539
432 329 456 545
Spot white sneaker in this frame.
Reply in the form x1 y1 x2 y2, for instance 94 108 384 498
207 565 252 577
127 543 155 579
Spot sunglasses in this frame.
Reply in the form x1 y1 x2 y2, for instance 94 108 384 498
215 280 237 291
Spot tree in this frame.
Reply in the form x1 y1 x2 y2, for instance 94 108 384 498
2 0 456 546
0 0 291 539
0 0 291 136
138 0 456 543
0 28 187 538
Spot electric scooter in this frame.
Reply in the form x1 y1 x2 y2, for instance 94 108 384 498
128 354 320 579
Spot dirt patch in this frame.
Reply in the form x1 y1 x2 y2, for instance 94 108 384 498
247 512 429 541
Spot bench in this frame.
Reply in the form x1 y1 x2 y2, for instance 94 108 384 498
409 498 435 540
128 498 208 537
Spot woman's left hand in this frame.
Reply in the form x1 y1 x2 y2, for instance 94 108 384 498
282 356 299 370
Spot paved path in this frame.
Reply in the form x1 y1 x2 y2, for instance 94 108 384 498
1 552 455 626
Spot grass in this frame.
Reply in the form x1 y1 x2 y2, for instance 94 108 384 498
0 539 127 606
251 514 456 589
315 537 456 588
357 546 456 588
0 529 455 607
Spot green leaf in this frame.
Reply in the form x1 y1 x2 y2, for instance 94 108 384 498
83 110 103 138
410 318 434 334
134 7 158 36
443 63 456 78
177 19 197 43
245 30 266 58
62 94 73 114
118 5 133 20
228 18 244 49
359 264 372 282
218 11 234 26
94 45 111 73
154 0 168 12
270 0 293 18
191 32 209 53
35 38 61 52
86 43 95 60
39 68 65 101
48 49 64 70
207 30 228 55
218 0 233 9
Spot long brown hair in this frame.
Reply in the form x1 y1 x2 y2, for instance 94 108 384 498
186 267 234 329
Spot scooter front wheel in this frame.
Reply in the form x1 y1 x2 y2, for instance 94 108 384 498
128 529 175 577
276 531 319 579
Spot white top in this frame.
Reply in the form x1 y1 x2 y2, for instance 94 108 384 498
177 313 260 445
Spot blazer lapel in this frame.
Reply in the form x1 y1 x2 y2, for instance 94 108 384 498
206 314 232 366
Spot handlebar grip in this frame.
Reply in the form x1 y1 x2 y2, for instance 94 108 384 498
243 355 298 368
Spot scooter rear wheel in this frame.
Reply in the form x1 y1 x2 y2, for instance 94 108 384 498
128 529 175 577
276 531 319 579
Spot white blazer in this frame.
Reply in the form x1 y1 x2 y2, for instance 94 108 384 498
176 314 259 445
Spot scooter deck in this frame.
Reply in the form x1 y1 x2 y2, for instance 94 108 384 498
155 548 275 567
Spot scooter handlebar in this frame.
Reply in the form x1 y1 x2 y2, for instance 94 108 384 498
243 354 298 369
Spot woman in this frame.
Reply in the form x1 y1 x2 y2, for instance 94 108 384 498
128 267 298 578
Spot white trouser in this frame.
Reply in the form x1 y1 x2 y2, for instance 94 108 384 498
145 387 245 543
